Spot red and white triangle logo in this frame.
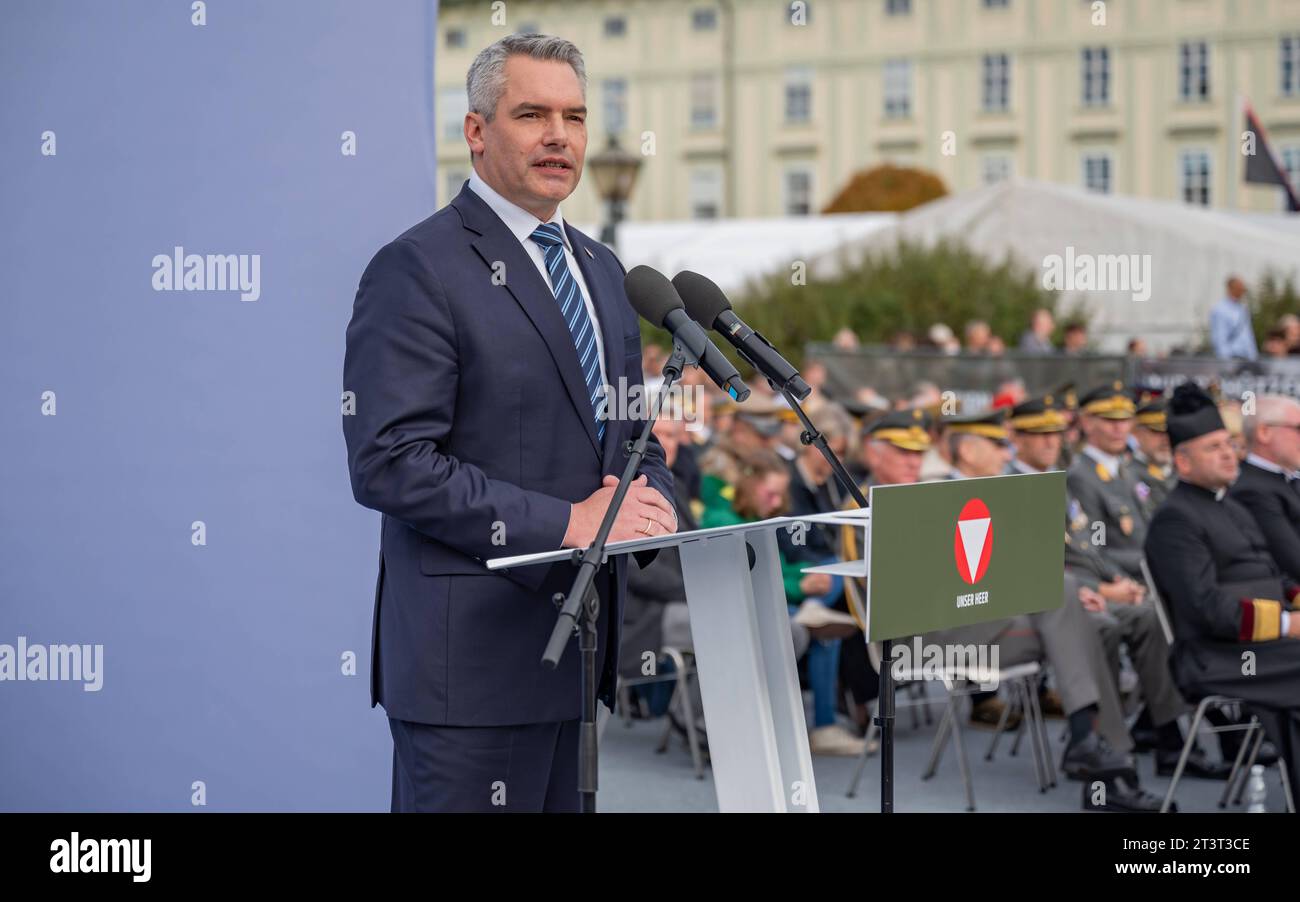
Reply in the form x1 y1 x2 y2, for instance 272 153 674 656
954 498 993 585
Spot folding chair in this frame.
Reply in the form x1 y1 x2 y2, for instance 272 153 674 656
1160 696 1295 813
615 646 706 780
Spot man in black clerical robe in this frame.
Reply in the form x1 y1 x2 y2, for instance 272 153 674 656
1144 383 1300 797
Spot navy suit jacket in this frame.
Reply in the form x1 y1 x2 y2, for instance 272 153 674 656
343 182 673 726
1230 460 1300 584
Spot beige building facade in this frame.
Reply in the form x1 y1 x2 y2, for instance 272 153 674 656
435 0 1300 222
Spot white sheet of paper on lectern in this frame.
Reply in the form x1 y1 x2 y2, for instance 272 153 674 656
487 514 839 813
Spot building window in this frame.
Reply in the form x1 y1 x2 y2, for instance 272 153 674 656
690 167 722 219
438 87 468 143
690 73 718 130
1283 36 1300 97
1081 47 1110 107
1179 41 1210 101
444 168 468 202
885 0 911 15
982 53 1010 112
445 28 466 49
785 67 812 124
692 8 717 30
883 59 912 119
1082 153 1112 193
1281 146 1300 210
601 79 627 135
604 16 626 37
1179 149 1211 206
784 167 814 215
982 154 1012 185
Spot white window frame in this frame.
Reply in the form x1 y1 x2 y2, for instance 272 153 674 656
689 167 723 220
438 87 468 143
1280 145 1300 211
1081 47 1110 107
784 166 814 216
784 66 813 124
1179 148 1212 206
601 78 627 135
1082 152 1112 194
1179 40 1210 102
690 73 718 130
981 153 1013 185
1282 35 1300 97
982 53 1010 112
883 59 912 119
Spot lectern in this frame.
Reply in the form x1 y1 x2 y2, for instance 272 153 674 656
488 513 851 813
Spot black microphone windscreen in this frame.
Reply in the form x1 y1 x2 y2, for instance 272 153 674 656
624 266 683 328
672 270 732 327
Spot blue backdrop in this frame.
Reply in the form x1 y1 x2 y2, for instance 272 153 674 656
0 0 438 810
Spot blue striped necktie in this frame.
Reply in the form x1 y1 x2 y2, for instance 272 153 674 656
529 223 606 441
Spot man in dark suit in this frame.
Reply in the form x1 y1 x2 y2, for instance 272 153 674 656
1231 393 1300 583
1145 384 1300 796
342 34 675 812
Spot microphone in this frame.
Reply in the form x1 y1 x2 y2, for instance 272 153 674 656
624 266 750 402
672 270 811 401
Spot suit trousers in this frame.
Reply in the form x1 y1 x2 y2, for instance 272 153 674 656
389 716 580 812
1090 601 1187 726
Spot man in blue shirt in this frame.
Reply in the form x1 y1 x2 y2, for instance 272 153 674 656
1209 276 1258 360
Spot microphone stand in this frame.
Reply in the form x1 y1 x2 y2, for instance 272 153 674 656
777 383 895 815
542 336 701 814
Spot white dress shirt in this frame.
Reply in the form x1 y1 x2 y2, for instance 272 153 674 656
467 169 608 391
1082 444 1124 480
1245 453 1298 481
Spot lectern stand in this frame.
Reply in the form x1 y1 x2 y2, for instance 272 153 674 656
488 515 821 813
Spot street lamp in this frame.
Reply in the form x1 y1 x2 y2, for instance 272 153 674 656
588 133 642 250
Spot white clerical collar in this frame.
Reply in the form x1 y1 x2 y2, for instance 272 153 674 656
1083 444 1122 478
1180 479 1228 501
1246 453 1298 480
468 167 571 253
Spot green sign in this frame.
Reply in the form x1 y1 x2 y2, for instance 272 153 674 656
865 472 1066 641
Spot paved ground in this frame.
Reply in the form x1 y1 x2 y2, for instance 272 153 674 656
597 690 1289 813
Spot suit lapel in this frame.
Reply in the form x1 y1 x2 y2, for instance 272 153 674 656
453 186 602 461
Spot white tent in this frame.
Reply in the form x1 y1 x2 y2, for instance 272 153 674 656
581 212 896 297
805 179 1300 352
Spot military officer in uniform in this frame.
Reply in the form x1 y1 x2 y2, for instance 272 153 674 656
1067 382 1149 580
941 407 1013 480
1011 395 1219 777
1131 395 1174 515
1145 383 1300 797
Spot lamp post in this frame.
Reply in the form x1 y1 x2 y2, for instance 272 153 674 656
588 133 642 251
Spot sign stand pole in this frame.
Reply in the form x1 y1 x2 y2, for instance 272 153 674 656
878 638 893 813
